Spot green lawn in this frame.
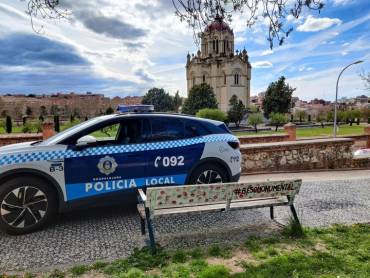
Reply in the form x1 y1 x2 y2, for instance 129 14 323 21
12 223 369 278
235 124 366 138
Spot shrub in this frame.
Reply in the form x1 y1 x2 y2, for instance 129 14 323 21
196 108 227 122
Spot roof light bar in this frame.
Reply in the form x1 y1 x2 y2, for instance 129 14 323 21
117 104 154 113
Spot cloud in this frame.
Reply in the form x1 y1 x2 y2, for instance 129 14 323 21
0 65 143 96
134 68 155 83
332 0 354 6
261 49 274 56
252 61 273 68
297 16 342 32
0 33 88 66
80 13 148 40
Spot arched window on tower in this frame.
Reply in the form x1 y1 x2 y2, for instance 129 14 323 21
216 39 219 54
213 40 216 52
234 73 239 85
203 75 206 82
224 73 227 85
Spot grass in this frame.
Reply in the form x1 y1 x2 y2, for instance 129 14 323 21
6 224 368 278
234 124 366 138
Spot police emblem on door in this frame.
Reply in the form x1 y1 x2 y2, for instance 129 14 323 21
98 156 118 175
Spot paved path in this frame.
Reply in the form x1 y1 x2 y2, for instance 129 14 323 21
0 172 369 272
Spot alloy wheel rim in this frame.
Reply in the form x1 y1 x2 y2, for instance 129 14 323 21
196 170 223 184
1 186 48 228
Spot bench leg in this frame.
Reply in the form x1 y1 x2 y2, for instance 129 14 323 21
145 208 156 253
270 206 274 220
290 204 303 233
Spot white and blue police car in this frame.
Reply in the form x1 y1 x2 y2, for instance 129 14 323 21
0 105 241 234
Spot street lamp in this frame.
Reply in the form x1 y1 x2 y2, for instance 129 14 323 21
333 60 364 137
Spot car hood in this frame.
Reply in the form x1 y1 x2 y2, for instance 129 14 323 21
0 141 37 156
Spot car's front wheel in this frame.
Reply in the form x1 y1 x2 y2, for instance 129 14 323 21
0 176 57 235
188 163 228 185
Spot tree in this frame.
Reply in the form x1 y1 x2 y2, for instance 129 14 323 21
50 105 59 116
26 106 33 117
262 76 295 118
22 1 323 49
227 95 246 128
39 105 48 118
5 116 12 134
106 107 114 115
173 91 183 113
182 83 218 115
196 108 227 122
1 110 8 118
248 113 264 133
294 110 307 123
316 112 326 128
54 115 60 132
269 112 288 132
345 109 362 126
142 88 175 112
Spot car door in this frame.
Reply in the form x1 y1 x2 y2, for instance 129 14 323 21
145 117 205 187
63 118 148 201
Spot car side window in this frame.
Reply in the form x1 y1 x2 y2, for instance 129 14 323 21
118 119 145 145
72 121 122 146
150 118 185 142
89 123 120 140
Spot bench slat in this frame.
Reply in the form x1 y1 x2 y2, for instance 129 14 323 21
152 198 288 216
146 179 301 211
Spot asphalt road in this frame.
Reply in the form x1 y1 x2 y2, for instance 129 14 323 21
0 174 369 272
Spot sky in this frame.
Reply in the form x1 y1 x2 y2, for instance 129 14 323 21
0 0 369 101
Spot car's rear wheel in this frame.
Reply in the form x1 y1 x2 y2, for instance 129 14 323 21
0 176 57 235
188 163 228 185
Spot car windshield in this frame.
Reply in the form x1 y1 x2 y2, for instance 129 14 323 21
39 115 115 146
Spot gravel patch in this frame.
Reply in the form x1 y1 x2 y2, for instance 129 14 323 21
0 178 369 272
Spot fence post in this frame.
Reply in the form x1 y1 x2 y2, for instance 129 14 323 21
42 121 55 140
364 125 370 148
284 122 297 141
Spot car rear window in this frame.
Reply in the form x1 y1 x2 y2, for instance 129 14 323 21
184 120 211 138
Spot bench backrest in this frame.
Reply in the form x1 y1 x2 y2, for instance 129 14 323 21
146 179 302 210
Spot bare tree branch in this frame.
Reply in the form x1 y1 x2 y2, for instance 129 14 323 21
172 0 324 48
360 71 370 91
22 0 70 33
21 0 324 48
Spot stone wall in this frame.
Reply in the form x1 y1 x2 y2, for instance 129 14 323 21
238 134 289 144
0 134 43 146
241 138 357 174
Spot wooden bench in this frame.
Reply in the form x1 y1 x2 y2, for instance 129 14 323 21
137 179 302 251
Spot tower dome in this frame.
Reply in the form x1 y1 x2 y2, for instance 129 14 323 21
204 15 233 34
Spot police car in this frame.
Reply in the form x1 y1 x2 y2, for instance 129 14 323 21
0 105 241 234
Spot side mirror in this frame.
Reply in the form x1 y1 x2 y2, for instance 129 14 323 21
76 135 97 149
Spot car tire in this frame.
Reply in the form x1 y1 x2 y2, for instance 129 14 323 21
188 163 229 185
0 176 57 235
